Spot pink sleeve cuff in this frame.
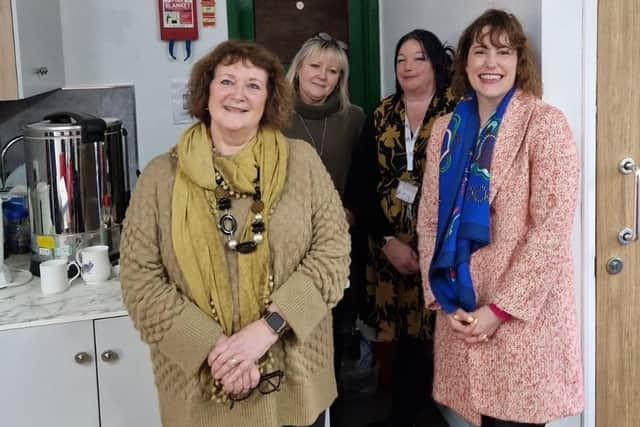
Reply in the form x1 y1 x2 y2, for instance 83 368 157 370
489 303 512 322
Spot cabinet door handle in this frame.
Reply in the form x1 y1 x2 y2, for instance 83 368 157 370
74 352 92 364
101 350 119 363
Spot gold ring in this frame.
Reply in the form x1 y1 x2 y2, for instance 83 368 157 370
229 358 238 366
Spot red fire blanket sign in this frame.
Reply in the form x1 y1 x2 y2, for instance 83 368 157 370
159 0 198 40
158 0 198 60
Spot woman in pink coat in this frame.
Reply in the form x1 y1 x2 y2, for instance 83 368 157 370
417 9 584 427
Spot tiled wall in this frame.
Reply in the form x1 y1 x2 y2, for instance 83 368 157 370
0 86 138 187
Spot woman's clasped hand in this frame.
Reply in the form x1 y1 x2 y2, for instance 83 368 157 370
447 306 503 344
207 318 279 395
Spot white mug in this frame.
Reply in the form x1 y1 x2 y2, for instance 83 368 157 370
76 245 111 284
40 259 80 294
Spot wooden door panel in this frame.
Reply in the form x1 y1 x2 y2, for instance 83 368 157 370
596 0 640 425
254 0 348 65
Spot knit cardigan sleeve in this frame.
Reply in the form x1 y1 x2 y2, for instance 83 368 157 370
119 155 223 377
270 143 351 343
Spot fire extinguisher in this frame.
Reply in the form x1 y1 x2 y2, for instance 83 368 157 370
158 0 199 61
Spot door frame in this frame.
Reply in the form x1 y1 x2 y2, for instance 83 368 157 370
226 0 381 114
580 0 597 425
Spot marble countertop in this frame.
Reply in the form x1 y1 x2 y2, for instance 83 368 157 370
0 255 126 331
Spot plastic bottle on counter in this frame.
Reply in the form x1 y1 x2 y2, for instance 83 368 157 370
4 199 30 254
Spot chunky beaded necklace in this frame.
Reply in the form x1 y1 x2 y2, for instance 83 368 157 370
213 167 265 254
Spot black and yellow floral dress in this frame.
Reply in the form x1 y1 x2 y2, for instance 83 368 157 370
355 89 456 342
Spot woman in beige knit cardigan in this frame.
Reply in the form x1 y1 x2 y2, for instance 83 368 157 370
119 40 350 427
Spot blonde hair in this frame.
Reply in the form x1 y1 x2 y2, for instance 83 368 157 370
286 37 351 112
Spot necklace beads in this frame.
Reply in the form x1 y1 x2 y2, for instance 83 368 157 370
213 168 265 254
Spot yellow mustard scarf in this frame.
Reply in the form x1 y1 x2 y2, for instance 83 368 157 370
171 122 288 335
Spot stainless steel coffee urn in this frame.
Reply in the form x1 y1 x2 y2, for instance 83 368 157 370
22 112 132 272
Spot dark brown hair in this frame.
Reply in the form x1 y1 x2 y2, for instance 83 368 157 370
451 9 541 98
393 29 454 95
188 40 293 130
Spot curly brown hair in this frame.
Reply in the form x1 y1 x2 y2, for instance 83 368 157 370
451 9 541 98
188 40 293 130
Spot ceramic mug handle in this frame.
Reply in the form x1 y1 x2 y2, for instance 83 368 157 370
75 249 83 266
68 260 81 284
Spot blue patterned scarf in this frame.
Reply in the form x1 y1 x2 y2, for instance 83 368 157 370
428 87 515 313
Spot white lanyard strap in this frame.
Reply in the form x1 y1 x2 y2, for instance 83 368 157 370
404 113 420 172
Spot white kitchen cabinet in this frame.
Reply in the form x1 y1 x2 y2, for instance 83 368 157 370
0 0 65 100
95 316 162 427
0 316 161 427
0 320 99 426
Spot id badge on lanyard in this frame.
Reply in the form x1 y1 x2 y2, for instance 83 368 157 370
404 112 420 172
395 180 419 204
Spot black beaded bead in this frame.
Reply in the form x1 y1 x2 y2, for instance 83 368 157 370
251 220 266 233
217 197 231 210
236 241 257 254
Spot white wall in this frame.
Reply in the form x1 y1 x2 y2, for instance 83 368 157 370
379 0 540 97
59 0 228 169
379 1 591 427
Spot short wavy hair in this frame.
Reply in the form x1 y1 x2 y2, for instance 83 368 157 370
188 40 293 130
451 9 542 98
393 29 454 96
286 35 351 112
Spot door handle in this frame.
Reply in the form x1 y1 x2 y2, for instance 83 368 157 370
618 157 640 244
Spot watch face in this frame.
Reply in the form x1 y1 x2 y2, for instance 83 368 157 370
265 311 286 333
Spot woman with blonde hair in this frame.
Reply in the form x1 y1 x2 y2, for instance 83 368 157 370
284 33 366 425
285 32 365 200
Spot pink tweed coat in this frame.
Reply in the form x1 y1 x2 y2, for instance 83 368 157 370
417 90 584 426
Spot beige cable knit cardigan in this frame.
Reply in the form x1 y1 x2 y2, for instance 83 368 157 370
120 138 350 427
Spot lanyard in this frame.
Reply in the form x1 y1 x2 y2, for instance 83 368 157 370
404 112 420 172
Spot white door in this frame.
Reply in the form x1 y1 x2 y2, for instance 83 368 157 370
94 316 161 427
0 321 99 427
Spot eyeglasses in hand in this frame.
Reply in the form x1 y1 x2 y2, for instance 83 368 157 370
229 370 284 410
314 32 349 51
